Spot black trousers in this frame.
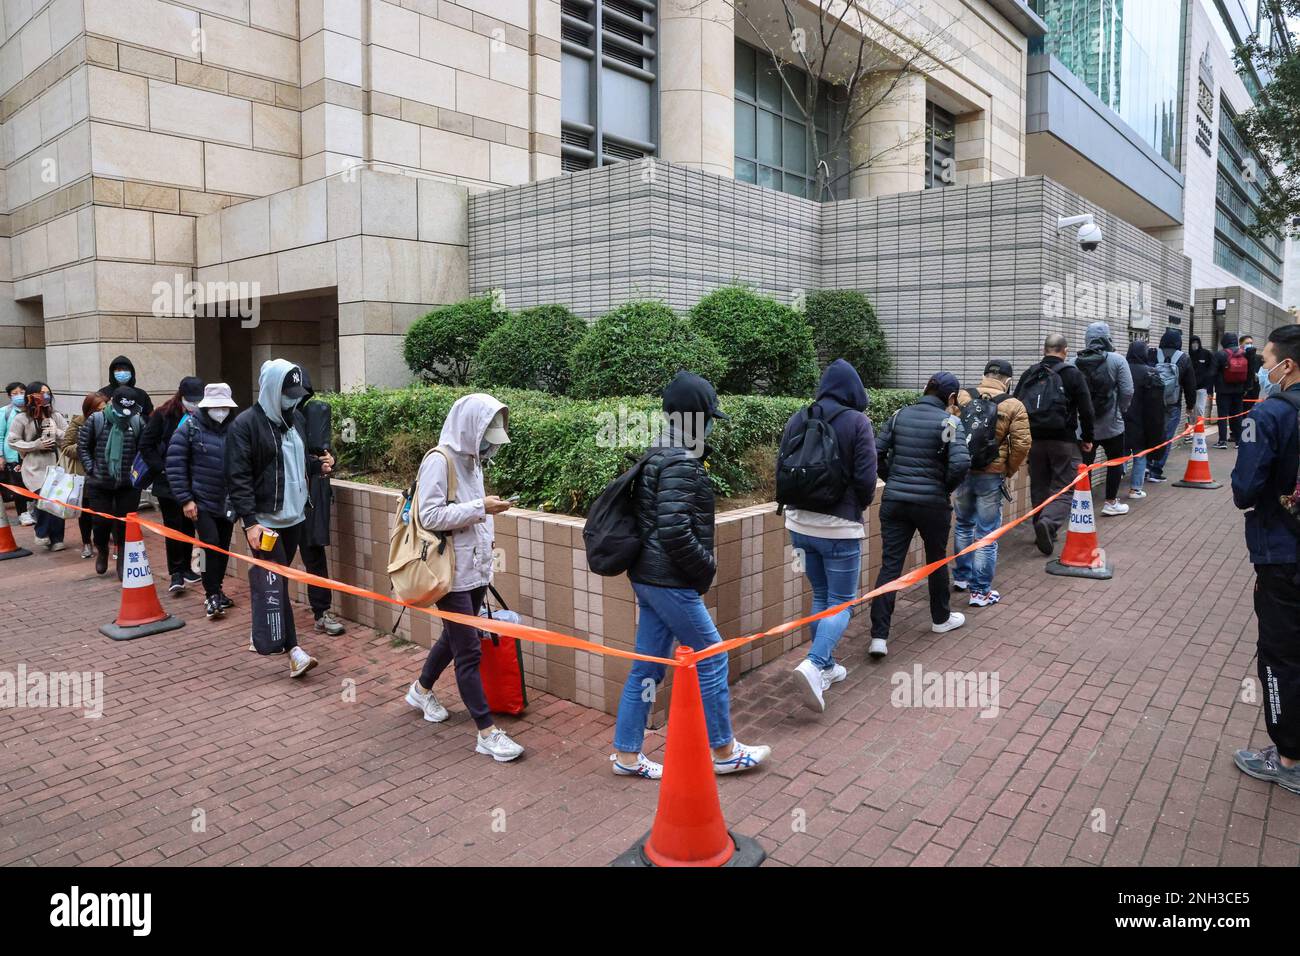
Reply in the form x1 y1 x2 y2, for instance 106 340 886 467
420 585 492 730
2 462 26 515
156 495 195 577
296 542 332 617
1253 564 1300 761
1217 391 1245 444
77 510 92 546
870 500 951 641
195 509 234 599
87 484 141 576
1029 439 1081 537
1086 434 1126 501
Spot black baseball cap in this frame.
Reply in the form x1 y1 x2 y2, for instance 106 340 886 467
984 359 1013 378
282 366 307 400
179 376 205 402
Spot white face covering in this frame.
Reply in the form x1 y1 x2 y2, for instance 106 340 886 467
208 408 230 423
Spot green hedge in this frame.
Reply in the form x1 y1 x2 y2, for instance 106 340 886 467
320 384 920 515
472 304 586 394
690 286 818 396
805 289 891 388
403 295 504 384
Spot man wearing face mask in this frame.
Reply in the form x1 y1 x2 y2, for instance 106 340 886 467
226 360 331 678
1241 334 1263 404
0 382 31 526
1229 325 1300 794
97 355 154 418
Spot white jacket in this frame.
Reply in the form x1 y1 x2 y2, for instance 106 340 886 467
415 393 507 593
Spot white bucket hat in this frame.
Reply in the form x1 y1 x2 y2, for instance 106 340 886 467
197 383 238 409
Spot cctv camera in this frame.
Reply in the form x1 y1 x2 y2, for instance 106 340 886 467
1056 214 1103 253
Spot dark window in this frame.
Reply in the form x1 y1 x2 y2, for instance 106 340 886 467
925 101 956 189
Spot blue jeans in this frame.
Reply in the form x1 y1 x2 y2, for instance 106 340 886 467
1150 405 1183 474
612 583 733 754
32 506 64 544
1129 454 1147 492
789 531 862 670
953 472 1003 593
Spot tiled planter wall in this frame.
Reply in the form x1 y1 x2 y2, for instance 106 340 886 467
309 469 1032 719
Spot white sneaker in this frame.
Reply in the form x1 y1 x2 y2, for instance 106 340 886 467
1101 501 1129 516
405 680 448 722
931 612 966 634
476 729 524 762
18 512 34 526
50 541 65 552
33 536 49 547
793 659 826 712
1128 489 1147 499
952 579 969 592
288 646 317 678
969 590 1000 608
713 740 770 775
868 638 888 659
821 662 848 688
610 753 662 779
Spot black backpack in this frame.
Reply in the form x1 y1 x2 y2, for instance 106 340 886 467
775 404 849 512
1018 362 1069 433
959 388 1007 470
1075 348 1116 419
583 452 652 576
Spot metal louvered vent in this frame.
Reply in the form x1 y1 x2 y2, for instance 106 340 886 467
603 140 643 162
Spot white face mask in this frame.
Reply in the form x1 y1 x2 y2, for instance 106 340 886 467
208 408 230 423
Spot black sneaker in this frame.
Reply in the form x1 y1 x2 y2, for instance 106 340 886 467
1034 521 1054 556
182 570 202 586
169 572 185 595
218 592 235 610
1213 441 1228 449
204 595 224 620
1147 472 1167 483
1234 745 1300 794
95 549 108 575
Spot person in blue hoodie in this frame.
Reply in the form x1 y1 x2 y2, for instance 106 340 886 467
778 359 877 713
0 382 30 525
1229 324 1300 794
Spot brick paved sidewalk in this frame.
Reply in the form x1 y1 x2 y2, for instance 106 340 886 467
1 442 1297 866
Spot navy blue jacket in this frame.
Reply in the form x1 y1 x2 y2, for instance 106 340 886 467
166 410 231 515
876 394 970 508
1231 384 1300 565
779 359 878 522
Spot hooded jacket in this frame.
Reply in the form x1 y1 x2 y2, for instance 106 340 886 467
97 355 154 417
166 408 233 516
955 375 1032 475
414 392 507 593
1073 321 1134 441
225 360 321 530
1213 332 1248 396
1189 336 1215 392
876 394 971 508
779 359 878 531
1153 329 1196 409
1232 383 1300 564
1123 339 1166 453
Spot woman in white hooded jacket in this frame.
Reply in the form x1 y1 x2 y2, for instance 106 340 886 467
404 393 522 762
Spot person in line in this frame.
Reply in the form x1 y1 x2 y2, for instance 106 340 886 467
97 355 154 417
1213 332 1249 449
1189 334 1215 434
78 388 145 577
1241 334 1263 406
403 392 526 762
226 360 326 678
295 369 345 637
59 393 106 557
0 382 32 526
139 376 205 594
609 372 771 779
1014 334 1094 555
167 383 238 621
780 359 876 713
1123 339 1166 500
1075 322 1133 517
1146 329 1196 482
868 372 971 660
953 359 1030 608
8 382 67 550
1228 324 1300 794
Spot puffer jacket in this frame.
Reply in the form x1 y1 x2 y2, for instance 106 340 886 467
166 411 231 515
628 436 716 595
876 394 970 508
138 407 183 498
955 376 1031 475
414 392 507 593
77 409 143 491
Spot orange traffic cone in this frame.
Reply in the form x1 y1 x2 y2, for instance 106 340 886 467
1045 465 1113 580
99 513 186 641
0 518 31 560
613 647 765 867
1173 417 1222 489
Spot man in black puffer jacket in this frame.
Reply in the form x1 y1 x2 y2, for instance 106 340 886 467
868 372 971 659
610 372 771 782
77 388 145 577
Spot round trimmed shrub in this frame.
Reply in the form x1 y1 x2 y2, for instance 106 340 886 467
472 304 586 394
568 301 726 399
403 295 505 385
689 286 818 395
804 289 891 387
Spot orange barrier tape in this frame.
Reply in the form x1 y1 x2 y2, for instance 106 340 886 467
9 407 1253 670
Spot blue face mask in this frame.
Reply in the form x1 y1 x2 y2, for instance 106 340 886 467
9 394 22 407
280 395 297 412
114 370 131 384
1259 362 1285 398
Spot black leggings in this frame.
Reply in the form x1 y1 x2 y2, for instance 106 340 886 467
78 511 92 546
195 509 234 599
156 495 195 577
1086 435 1126 501
2 463 26 515
87 484 141 575
419 586 491 730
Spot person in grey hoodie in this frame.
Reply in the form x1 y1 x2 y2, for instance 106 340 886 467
1073 321 1133 515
